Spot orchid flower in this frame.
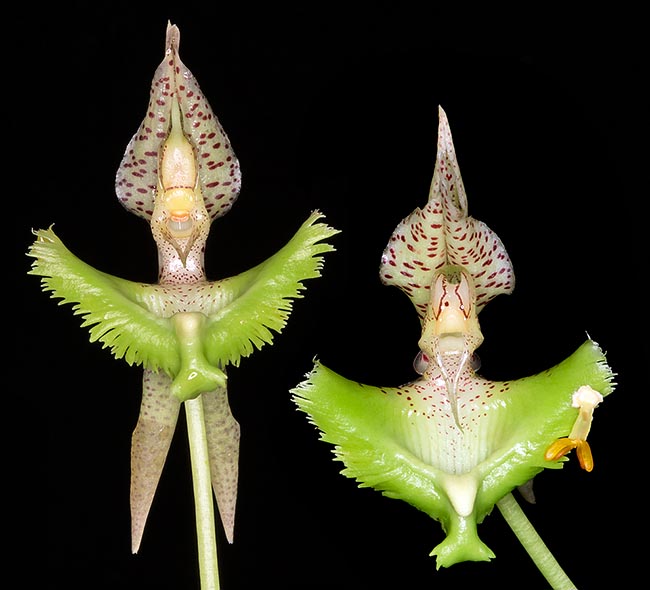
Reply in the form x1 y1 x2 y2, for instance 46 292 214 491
291 106 614 589
27 22 338 590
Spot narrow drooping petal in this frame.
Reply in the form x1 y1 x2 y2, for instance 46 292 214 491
202 387 240 543
115 22 241 222
130 370 181 553
380 106 514 318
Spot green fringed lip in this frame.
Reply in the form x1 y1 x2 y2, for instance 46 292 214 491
292 338 614 567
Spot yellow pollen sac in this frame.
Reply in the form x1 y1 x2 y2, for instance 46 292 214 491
427 267 482 341
575 440 594 472
170 210 190 222
544 437 578 462
544 385 602 472
437 308 469 335
162 188 196 238
164 188 195 218
543 438 595 472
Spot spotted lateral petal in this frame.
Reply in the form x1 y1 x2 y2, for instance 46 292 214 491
115 22 241 221
292 339 614 568
380 106 514 317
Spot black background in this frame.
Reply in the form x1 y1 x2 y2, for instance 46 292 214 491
15 3 644 589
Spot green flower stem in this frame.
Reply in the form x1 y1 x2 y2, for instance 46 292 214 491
496 493 576 590
185 396 221 590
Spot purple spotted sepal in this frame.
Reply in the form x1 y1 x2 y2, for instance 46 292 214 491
115 22 241 222
380 106 514 318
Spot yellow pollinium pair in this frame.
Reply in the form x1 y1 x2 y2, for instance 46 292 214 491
544 385 603 472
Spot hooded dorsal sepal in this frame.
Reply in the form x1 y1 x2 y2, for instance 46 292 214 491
115 21 241 222
380 106 514 318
